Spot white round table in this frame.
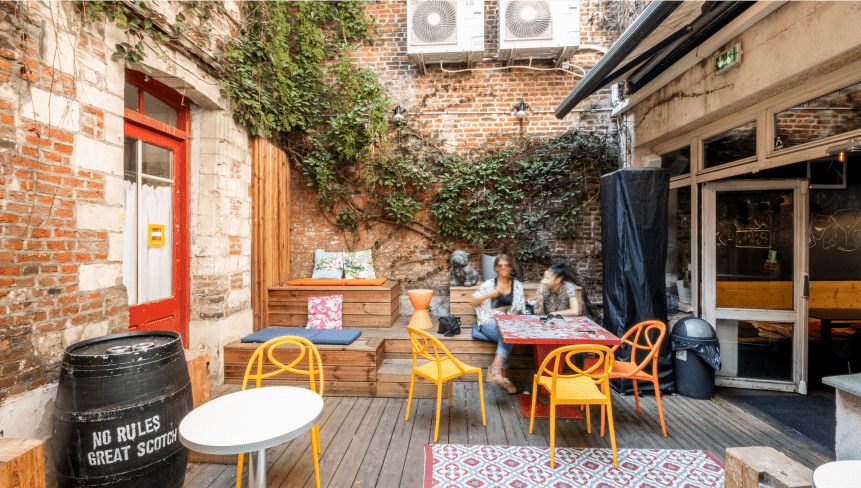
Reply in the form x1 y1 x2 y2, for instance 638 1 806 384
179 386 323 488
813 460 861 488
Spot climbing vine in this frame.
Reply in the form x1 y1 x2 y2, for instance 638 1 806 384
70 1 619 278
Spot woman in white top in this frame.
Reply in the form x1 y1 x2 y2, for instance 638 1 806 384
470 254 525 394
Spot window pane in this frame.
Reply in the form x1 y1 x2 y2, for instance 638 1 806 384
775 80 861 150
142 141 172 180
139 179 173 304
716 318 793 381
122 136 139 305
124 83 139 112
714 189 794 310
660 146 691 177
703 121 757 169
143 91 177 127
666 186 691 303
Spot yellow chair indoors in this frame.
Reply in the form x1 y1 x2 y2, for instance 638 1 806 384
529 344 618 469
236 336 324 488
405 326 486 442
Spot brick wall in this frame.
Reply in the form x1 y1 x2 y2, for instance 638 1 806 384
0 1 129 403
0 0 252 418
290 1 621 311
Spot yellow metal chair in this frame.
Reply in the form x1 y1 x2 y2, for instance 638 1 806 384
529 344 617 469
405 326 486 442
236 336 323 488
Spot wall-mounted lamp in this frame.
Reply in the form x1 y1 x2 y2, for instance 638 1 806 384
826 139 861 163
392 105 406 122
513 101 529 120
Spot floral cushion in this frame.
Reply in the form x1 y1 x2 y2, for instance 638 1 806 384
343 249 375 279
312 251 344 279
306 295 342 330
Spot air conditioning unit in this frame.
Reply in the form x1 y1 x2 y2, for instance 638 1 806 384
407 0 485 73
498 1 580 67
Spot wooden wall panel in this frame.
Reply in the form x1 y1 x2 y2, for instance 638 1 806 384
252 138 291 331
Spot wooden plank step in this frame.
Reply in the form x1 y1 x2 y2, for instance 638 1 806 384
269 280 400 302
269 294 399 315
268 307 400 327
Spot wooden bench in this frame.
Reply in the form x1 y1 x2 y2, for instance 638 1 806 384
450 282 583 326
267 280 400 328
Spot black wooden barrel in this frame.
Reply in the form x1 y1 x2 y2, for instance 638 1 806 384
52 331 192 488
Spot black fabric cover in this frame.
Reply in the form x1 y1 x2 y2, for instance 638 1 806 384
671 316 721 371
600 168 675 394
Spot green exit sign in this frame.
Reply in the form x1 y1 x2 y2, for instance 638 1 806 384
715 44 741 75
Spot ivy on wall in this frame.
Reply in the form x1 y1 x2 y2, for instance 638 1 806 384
72 2 618 286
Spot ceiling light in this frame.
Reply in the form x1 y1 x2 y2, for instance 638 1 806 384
392 105 406 122
826 139 861 162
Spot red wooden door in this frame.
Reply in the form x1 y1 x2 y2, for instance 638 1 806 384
122 71 190 345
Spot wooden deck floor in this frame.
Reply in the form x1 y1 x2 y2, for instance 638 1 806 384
183 382 834 488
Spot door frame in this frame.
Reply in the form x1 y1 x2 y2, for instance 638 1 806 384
702 179 809 393
123 70 191 346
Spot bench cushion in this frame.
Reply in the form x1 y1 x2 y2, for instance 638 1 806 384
241 328 362 345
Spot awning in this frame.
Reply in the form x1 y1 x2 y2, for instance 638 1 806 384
555 1 755 119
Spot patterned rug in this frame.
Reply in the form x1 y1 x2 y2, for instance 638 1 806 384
517 394 583 419
424 444 724 488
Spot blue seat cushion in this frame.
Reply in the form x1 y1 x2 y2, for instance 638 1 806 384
240 328 320 343
240 328 361 345
313 329 362 345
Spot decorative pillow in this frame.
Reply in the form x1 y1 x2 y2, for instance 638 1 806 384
306 295 343 330
343 249 375 279
312 251 344 279
481 254 498 281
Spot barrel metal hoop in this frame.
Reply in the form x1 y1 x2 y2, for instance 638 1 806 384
53 382 191 422
56 446 187 487
60 351 183 377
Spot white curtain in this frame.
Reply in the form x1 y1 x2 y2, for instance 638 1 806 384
139 182 173 303
122 180 138 305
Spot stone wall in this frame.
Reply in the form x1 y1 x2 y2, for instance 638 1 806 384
0 3 252 481
290 0 621 313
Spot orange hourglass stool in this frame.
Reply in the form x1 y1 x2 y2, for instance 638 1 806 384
407 289 434 330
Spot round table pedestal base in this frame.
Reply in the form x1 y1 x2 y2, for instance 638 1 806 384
249 449 266 488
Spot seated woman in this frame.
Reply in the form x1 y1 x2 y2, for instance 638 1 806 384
534 263 581 317
470 254 524 394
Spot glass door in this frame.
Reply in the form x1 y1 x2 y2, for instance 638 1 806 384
703 179 809 393
123 70 189 345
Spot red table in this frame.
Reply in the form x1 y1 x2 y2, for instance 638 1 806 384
496 315 621 407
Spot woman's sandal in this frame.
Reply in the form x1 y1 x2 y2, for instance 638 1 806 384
501 378 518 395
486 366 505 387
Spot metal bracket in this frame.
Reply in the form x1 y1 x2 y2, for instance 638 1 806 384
506 48 517 73
418 53 426 76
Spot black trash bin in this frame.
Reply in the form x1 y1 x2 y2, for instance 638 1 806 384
671 317 721 399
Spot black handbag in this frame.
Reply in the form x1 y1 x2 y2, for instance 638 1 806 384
437 316 461 336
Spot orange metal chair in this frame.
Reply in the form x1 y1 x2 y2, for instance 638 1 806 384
586 320 668 438
236 336 324 488
405 326 486 442
530 344 617 469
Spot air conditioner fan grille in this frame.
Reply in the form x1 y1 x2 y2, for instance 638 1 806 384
412 1 457 44
505 0 552 39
